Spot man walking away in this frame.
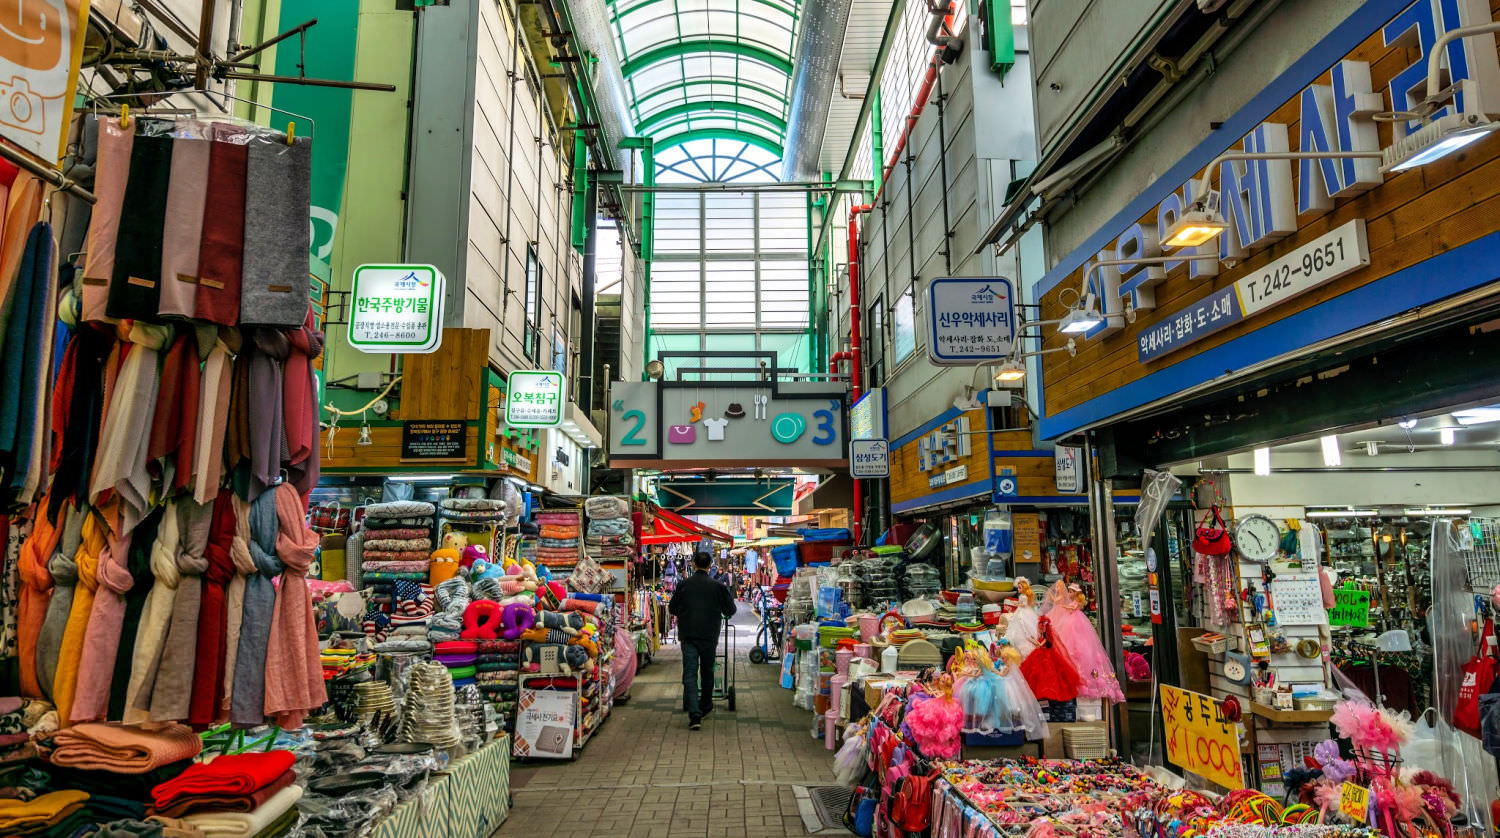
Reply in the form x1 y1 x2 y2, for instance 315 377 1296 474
669 551 737 730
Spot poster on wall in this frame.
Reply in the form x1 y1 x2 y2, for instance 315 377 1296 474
0 0 90 163
512 689 576 759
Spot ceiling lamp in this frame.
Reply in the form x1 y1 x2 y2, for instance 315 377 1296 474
1306 507 1378 518
1440 427 1456 445
1252 447 1270 476
1059 293 1104 334
1453 405 1500 425
1383 112 1500 172
992 359 1026 385
1320 434 1342 467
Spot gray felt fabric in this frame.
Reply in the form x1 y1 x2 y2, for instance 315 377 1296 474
148 500 213 721
237 137 311 327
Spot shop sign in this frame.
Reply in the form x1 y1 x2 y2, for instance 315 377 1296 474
924 277 1016 365
348 264 445 353
400 420 467 462
1339 783 1370 823
1054 445 1083 493
1160 684 1244 790
0 0 89 163
850 389 888 440
850 439 890 479
929 464 968 489
607 380 846 464
513 689 576 759
918 417 971 471
994 466 1017 499
1012 513 1041 563
1137 221 1370 362
506 371 565 428
1328 587 1372 627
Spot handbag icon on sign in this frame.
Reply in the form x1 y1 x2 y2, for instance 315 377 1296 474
668 425 697 444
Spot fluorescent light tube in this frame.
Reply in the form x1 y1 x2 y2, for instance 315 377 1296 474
1320 435 1342 467
1253 447 1270 475
1441 427 1456 445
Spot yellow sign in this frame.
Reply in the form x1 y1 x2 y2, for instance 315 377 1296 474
1338 783 1369 823
1160 684 1244 789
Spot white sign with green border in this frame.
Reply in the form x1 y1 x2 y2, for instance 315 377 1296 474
348 264 446 354
506 371 565 428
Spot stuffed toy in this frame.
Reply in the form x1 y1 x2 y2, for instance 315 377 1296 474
462 544 489 568
520 626 575 645
538 611 584 636
495 602 535 640
429 546 461 586
522 643 584 675
564 645 589 672
537 581 566 610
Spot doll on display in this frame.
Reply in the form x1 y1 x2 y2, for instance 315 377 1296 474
1020 614 1082 703
1042 580 1125 703
1004 577 1040 656
953 648 1010 736
997 644 1047 740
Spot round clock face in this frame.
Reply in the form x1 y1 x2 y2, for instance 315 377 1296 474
1233 514 1281 562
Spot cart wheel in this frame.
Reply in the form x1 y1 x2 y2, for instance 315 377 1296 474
749 647 767 664
727 687 737 711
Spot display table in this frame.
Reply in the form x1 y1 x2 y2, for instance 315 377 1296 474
370 735 512 838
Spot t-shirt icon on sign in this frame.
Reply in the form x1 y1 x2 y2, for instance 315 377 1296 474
702 417 728 441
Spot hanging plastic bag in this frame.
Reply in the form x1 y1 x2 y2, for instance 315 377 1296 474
834 723 869 786
1455 619 1496 736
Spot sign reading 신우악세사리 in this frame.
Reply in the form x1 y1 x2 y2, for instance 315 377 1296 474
1160 684 1244 790
506 371 565 428
348 264 446 353
925 277 1016 365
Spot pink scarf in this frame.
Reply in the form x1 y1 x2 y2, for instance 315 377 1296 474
192 327 236 505
71 525 134 721
262 484 325 728
283 309 322 505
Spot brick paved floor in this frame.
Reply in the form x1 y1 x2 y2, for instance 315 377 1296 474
496 607 835 838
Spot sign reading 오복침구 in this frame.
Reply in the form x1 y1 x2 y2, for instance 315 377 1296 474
348 264 445 353
925 277 1016 365
506 371 565 428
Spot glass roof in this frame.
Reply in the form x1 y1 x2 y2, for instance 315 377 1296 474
608 0 803 151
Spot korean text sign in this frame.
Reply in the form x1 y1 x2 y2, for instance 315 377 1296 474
348 264 445 353
1160 684 1244 789
925 277 1016 364
506 371 565 428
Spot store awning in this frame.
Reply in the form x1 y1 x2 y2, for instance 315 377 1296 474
641 506 734 545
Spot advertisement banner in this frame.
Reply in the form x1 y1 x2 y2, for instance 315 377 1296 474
0 0 90 162
512 689 576 760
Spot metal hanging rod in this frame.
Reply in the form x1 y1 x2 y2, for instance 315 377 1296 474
618 181 869 193
0 144 94 204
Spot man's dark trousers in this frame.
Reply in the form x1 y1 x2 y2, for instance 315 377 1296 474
682 637 715 716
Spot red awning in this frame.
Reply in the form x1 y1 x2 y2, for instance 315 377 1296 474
641 506 734 545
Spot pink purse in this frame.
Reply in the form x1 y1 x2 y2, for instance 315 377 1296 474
668 425 696 444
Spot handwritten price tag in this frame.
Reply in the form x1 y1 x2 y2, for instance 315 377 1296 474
1339 783 1369 822
1160 684 1244 790
1328 588 1371 627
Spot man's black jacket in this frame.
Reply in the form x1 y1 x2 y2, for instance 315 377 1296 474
670 570 737 643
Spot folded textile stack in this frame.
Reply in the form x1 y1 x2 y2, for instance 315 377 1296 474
181 785 302 837
427 577 471 643
0 790 91 836
48 723 202 774
398 663 460 751
0 698 42 765
532 511 581 568
474 639 521 729
583 496 633 559
438 498 506 523
433 641 478 688
150 751 296 819
359 503 435 630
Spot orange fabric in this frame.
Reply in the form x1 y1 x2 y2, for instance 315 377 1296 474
17 500 61 698
53 512 108 727
0 173 41 309
48 722 200 773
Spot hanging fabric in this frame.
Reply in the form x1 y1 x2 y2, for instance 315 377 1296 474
71 515 139 722
193 327 237 504
194 124 249 326
122 498 182 723
53 509 109 726
80 117 131 324
107 506 163 721
247 330 287 499
284 310 322 503
158 134 211 320
230 489 279 726
47 327 113 520
189 489 236 725
17 499 61 698
36 505 84 701
147 498 213 721
105 131 173 321
0 222 58 507
262 482 325 728
220 494 255 715
147 329 201 493
239 137 312 327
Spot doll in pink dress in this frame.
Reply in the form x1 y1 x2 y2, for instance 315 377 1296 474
1042 580 1125 703
1003 577 1040 657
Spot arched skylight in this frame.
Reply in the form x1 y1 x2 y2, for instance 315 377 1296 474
655 138 782 183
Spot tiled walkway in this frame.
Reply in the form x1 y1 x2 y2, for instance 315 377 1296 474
496 606 835 838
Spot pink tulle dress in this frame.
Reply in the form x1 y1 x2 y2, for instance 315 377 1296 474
1043 581 1125 703
1004 586 1040 657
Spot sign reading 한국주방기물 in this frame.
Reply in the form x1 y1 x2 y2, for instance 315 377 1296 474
925 277 1016 365
348 264 446 354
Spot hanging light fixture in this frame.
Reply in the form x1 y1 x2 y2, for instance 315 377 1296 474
1252 447 1270 475
1320 435 1342 467
358 411 373 446
1440 426 1456 445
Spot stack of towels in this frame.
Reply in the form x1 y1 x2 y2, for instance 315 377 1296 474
152 751 301 838
433 641 478 689
533 511 581 568
473 640 521 729
583 496 634 560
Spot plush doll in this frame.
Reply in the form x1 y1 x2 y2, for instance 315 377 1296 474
523 643 582 675
538 611 585 636
563 645 589 672
462 544 489 568
429 546 461 586
495 602 536 640
520 626 574 645
537 581 566 610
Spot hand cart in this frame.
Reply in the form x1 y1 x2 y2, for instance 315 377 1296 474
749 586 784 664
713 616 737 711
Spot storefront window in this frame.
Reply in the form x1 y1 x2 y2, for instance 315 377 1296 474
892 288 915 361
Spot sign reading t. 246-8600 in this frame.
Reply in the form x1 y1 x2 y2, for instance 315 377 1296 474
348 264 446 354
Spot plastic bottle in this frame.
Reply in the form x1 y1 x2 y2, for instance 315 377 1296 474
881 644 899 673
956 592 976 621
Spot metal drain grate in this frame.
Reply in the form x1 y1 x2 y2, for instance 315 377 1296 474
806 785 853 830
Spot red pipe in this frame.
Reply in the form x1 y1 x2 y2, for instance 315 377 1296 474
879 4 954 190
847 203 871 544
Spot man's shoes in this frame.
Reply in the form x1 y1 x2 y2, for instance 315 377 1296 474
689 716 703 731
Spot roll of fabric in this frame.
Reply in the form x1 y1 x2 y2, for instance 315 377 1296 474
157 136 211 320
49 723 200 773
51 507 103 722
80 117 132 324
0 224 56 508
182 784 301 836
238 138 311 327
122 500 181 723
192 327 237 505
283 309 321 503
147 331 200 494
220 495 254 716
71 511 148 723
194 126 249 326
17 501 60 699
36 505 84 702
188 491 236 726
149 500 213 721
109 508 163 721
230 490 278 726
247 330 287 499
150 751 293 808
262 483 324 729
106 132 173 321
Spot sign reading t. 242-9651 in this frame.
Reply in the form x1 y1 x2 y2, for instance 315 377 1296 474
1137 220 1369 362
925 277 1016 365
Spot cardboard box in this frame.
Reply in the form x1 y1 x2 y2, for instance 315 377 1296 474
1042 721 1108 759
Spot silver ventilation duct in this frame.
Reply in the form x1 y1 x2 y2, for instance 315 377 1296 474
566 0 636 163
780 0 854 181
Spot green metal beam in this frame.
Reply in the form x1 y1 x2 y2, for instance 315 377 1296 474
631 78 789 114
620 40 794 77
654 129 784 156
636 101 787 134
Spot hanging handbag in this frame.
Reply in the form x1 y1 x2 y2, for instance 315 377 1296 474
1456 618 1497 736
1193 506 1232 556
